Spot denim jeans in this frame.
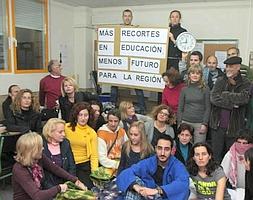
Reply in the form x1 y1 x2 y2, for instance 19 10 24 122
110 87 146 114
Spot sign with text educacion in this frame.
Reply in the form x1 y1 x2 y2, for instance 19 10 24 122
96 26 169 92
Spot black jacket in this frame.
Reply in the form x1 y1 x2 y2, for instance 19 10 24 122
42 137 76 189
209 73 251 137
2 96 12 120
5 109 42 134
59 91 98 122
174 140 192 165
167 23 187 70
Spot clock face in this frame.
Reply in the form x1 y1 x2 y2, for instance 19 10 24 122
176 32 196 52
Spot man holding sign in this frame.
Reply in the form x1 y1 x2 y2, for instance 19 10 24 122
110 9 146 114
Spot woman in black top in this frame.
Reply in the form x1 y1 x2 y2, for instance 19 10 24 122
167 10 187 71
5 88 42 133
244 147 253 200
59 77 98 122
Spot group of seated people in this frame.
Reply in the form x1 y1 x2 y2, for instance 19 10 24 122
1 49 253 200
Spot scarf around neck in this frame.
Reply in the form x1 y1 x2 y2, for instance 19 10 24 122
30 163 43 188
229 142 253 187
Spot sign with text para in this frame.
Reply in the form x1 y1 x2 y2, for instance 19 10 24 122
96 26 168 91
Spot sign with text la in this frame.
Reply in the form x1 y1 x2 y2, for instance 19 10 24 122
96 26 169 91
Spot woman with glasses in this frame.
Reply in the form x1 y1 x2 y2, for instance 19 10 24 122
145 104 175 148
221 130 253 189
187 142 231 200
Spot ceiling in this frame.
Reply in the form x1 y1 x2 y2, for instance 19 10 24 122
54 0 246 8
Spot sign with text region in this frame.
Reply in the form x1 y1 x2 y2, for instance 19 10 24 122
120 42 166 59
98 42 114 56
98 28 115 41
98 70 164 90
97 56 128 70
121 28 168 43
130 58 160 74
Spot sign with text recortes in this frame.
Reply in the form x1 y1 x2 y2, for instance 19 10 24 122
97 26 169 91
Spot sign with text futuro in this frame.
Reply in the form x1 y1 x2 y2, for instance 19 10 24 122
97 26 168 91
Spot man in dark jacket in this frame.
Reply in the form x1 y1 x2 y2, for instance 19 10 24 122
209 56 251 162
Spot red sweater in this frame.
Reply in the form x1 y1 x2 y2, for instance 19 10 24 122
39 75 65 109
12 154 77 200
162 83 185 114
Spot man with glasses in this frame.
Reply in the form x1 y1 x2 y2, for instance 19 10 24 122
117 134 189 200
39 59 65 119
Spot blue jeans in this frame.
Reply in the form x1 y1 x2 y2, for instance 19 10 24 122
110 87 146 114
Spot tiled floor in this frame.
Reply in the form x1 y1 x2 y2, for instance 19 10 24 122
0 179 12 200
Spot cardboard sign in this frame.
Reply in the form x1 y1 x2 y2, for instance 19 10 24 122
96 26 168 91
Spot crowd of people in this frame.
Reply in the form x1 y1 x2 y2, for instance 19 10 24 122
0 8 253 200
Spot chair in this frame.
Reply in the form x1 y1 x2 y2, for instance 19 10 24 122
0 136 12 183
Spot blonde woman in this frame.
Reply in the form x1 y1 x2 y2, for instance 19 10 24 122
118 121 153 175
145 104 175 147
5 88 42 133
42 118 76 189
12 132 86 200
119 101 151 132
177 65 210 143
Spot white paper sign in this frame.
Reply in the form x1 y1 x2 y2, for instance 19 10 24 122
215 51 227 71
98 42 114 55
98 28 115 41
120 42 166 59
130 58 160 73
97 56 128 70
121 28 168 43
98 70 164 89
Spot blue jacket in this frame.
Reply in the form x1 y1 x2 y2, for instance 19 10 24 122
116 155 189 200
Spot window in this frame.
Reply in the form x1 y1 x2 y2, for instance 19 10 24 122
0 0 48 73
0 0 9 72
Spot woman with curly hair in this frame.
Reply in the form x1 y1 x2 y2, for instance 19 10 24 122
187 142 231 200
5 88 42 133
65 102 98 189
145 104 175 148
177 65 210 143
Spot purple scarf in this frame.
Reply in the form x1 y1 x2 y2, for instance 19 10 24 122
30 164 43 188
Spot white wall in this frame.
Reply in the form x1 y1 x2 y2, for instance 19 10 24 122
1 0 253 95
0 0 75 95
92 1 253 65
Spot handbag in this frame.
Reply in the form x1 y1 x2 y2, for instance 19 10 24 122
41 108 58 121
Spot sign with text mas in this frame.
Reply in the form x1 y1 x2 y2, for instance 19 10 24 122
97 26 168 91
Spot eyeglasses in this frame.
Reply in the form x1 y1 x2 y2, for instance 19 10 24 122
158 111 169 116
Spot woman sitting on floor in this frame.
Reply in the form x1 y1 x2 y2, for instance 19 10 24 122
42 118 76 189
117 121 153 175
119 101 151 132
12 132 86 200
187 142 231 200
65 102 98 189
145 104 175 148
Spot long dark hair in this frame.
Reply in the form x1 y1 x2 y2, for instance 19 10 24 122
244 147 253 191
68 102 94 131
187 142 219 176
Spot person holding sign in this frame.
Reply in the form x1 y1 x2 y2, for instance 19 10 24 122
167 10 187 71
111 9 146 114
